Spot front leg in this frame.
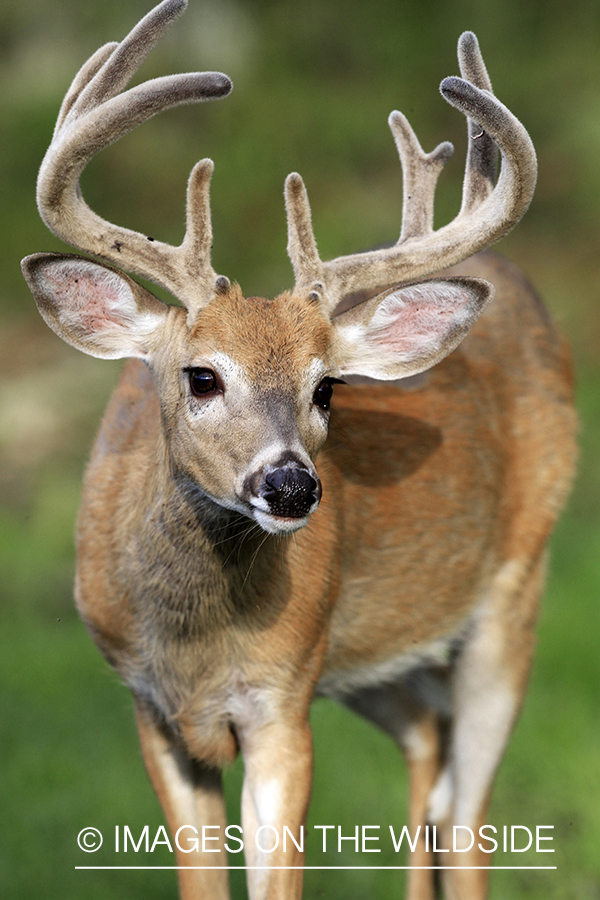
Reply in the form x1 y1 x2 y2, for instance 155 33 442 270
136 703 230 900
240 719 313 900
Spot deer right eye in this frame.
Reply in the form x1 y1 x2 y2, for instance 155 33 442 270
188 368 218 397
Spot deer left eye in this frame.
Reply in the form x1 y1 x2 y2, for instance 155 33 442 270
313 378 344 411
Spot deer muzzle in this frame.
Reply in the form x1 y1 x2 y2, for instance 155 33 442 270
242 454 322 530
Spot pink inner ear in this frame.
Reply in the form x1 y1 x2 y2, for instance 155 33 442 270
368 283 473 360
43 262 137 336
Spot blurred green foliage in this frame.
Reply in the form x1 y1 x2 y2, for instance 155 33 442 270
0 0 598 898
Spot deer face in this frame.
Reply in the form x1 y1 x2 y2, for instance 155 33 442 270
153 285 334 533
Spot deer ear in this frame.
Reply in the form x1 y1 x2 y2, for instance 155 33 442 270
21 253 170 360
331 277 493 379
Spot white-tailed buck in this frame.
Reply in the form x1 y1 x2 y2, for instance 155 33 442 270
21 1 576 898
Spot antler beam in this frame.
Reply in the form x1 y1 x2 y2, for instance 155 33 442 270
286 32 537 313
36 0 232 314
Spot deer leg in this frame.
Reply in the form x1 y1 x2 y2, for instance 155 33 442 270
342 678 449 900
430 555 546 900
135 702 230 900
239 719 313 900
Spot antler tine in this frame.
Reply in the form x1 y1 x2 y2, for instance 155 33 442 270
388 111 454 241
37 0 232 314
54 43 118 136
285 173 324 289
181 158 217 290
69 0 188 118
295 33 536 315
457 31 500 214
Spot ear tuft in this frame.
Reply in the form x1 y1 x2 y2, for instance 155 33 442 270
21 253 168 360
332 277 493 380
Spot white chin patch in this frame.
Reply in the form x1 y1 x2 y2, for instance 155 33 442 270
252 507 311 535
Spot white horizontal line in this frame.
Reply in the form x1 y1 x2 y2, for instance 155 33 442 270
75 866 557 871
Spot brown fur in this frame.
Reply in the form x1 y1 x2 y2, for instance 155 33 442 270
71 250 576 900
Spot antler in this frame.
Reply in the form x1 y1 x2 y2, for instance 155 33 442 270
36 0 232 314
285 32 537 313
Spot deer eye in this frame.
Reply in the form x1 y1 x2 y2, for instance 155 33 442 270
188 368 218 397
313 377 344 411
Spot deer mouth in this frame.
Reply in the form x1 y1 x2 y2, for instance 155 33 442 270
249 504 316 535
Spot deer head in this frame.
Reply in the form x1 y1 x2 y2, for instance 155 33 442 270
21 0 536 535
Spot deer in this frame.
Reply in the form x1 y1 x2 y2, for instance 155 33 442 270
21 1 577 898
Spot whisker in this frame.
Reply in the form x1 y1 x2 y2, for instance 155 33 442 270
238 532 271 599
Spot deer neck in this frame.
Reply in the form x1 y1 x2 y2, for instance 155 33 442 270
130 458 289 641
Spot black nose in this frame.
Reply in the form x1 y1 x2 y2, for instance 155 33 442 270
260 465 320 518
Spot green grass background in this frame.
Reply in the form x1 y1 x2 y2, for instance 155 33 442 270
1 0 598 897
